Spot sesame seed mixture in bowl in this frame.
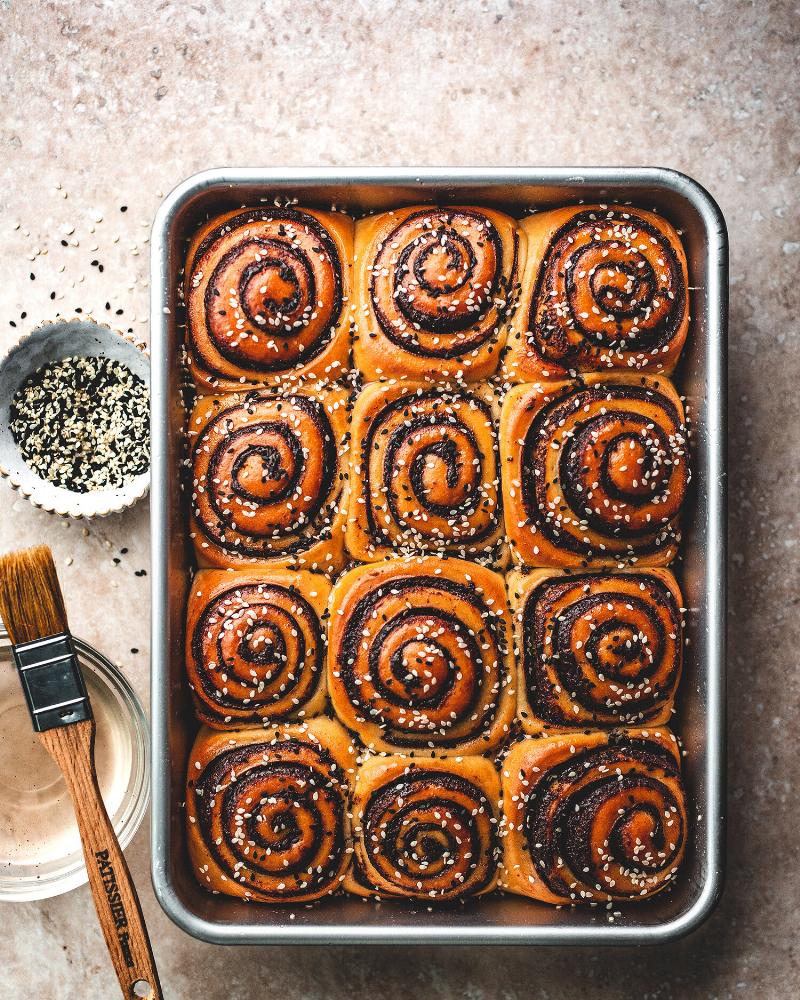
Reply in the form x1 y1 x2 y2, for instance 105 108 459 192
11 355 149 493
0 318 150 518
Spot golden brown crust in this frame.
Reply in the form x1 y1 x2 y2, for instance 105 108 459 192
502 205 689 384
500 374 689 568
327 556 516 755
186 717 355 903
506 568 683 733
178 200 696 913
186 206 353 392
345 754 500 900
499 728 687 903
185 569 330 728
188 383 351 574
345 380 506 565
353 205 525 383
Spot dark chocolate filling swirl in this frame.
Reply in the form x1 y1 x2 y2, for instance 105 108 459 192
189 582 324 725
359 769 497 899
193 739 347 901
188 208 344 380
191 392 339 560
524 736 686 900
520 382 689 560
337 575 507 749
362 388 501 555
528 209 686 367
522 573 682 726
369 209 517 359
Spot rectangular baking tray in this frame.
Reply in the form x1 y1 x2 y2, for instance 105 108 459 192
150 167 727 945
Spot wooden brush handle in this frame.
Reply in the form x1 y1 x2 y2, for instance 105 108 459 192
39 719 163 1000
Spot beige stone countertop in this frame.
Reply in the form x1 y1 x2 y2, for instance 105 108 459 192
0 1 797 997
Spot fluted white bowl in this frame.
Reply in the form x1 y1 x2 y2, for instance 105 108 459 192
0 318 150 518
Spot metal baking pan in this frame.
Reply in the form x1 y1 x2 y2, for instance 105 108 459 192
150 167 727 945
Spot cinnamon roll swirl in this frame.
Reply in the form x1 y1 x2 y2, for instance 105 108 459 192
186 717 354 903
346 381 505 565
354 206 523 383
327 557 516 755
507 568 684 732
188 384 350 574
346 755 500 900
503 206 689 383
186 206 353 391
185 570 330 728
499 729 687 903
500 375 690 567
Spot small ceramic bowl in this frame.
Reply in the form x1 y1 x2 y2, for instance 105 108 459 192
0 319 150 518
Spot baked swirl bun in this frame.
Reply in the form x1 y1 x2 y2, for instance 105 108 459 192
185 569 330 728
186 207 353 391
500 375 689 567
499 729 687 903
327 557 516 755
354 206 523 383
346 380 505 564
503 206 689 383
507 568 683 732
186 718 354 903
346 755 500 900
188 384 350 574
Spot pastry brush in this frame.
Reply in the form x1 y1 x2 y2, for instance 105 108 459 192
0 545 162 1000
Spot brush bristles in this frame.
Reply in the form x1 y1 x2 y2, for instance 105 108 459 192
0 545 69 645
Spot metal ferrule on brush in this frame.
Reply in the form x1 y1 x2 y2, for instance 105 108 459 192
12 632 92 732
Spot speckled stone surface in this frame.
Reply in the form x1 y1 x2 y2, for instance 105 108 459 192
0 1 798 997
